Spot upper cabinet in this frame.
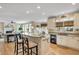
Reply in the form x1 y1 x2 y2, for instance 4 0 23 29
56 22 63 27
64 21 74 26
47 12 79 32
41 23 47 27
74 13 79 27
47 16 56 32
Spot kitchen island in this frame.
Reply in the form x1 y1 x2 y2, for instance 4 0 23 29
22 33 49 55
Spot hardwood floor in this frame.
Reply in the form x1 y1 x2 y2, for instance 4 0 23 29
0 42 79 55
49 43 79 55
0 42 4 55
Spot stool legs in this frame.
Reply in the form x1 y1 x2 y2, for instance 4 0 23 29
25 46 38 55
27 48 29 55
16 44 18 55
14 43 24 55
31 49 32 55
22 43 24 55
36 46 38 55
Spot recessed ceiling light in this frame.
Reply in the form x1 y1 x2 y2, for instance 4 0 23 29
72 3 76 5
26 11 30 14
37 6 40 9
0 6 2 8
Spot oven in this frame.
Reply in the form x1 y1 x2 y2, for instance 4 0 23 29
50 34 56 44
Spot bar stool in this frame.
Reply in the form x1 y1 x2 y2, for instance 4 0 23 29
24 37 38 55
14 33 24 55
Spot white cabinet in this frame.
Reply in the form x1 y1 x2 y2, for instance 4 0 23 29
57 35 68 46
57 35 62 45
57 35 65 45
47 18 56 32
62 36 68 46
71 37 79 50
57 35 79 50
41 38 48 54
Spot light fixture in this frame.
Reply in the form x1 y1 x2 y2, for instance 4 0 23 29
37 6 40 9
0 6 2 8
26 11 30 14
72 3 76 5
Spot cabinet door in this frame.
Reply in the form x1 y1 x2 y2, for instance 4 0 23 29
72 37 79 50
64 21 74 26
57 35 79 50
47 18 56 32
56 22 63 27
57 35 64 45
67 36 75 48
67 36 79 50
61 36 69 46
41 39 48 54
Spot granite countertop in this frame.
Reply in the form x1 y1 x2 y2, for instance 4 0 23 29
22 32 42 38
49 31 79 35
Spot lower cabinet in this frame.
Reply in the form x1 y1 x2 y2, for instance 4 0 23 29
71 37 79 50
41 38 48 54
57 35 79 50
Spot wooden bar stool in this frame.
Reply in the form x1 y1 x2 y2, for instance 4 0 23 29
24 37 38 55
14 33 24 55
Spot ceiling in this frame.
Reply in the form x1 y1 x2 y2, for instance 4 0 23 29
0 3 79 23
